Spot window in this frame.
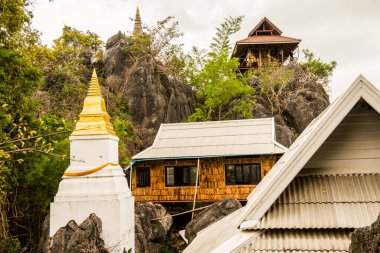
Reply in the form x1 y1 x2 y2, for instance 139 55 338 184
136 167 150 187
225 164 261 185
165 166 197 186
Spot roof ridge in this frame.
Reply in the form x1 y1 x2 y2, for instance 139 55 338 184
160 117 273 126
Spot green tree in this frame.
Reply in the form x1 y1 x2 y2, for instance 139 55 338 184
187 16 255 121
210 16 243 53
0 1 72 251
41 26 104 119
0 0 31 49
299 49 337 88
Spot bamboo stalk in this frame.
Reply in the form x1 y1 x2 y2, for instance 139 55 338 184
191 158 200 220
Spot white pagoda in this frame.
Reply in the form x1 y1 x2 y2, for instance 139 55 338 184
50 70 135 253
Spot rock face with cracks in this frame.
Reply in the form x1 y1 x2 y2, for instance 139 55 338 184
185 198 242 243
39 213 109 253
103 32 195 148
246 74 330 147
135 202 173 253
349 213 380 253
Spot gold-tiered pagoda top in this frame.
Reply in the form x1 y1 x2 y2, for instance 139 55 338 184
71 69 116 136
133 7 142 36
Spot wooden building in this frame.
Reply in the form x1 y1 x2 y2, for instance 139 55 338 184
131 118 287 202
184 75 380 253
232 17 301 71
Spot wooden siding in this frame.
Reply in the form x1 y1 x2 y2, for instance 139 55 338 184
132 156 277 202
305 101 380 169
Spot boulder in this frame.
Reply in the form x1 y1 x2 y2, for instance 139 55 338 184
349 213 380 253
135 203 173 253
285 89 329 133
40 213 108 253
103 32 133 76
274 114 295 148
251 94 296 147
185 198 242 243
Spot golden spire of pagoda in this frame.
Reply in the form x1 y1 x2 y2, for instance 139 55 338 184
133 7 142 36
71 69 116 136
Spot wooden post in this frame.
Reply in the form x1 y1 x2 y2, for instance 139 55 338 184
129 163 133 191
191 158 200 220
258 49 262 67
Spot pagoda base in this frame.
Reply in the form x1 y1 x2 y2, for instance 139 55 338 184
50 194 134 253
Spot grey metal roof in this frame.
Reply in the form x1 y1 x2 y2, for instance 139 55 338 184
133 118 287 160
248 230 350 253
254 202 380 229
250 174 380 229
276 174 380 204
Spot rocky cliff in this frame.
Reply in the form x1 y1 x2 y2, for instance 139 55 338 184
246 70 330 147
103 32 195 147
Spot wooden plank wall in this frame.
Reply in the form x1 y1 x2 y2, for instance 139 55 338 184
305 101 380 169
132 155 277 202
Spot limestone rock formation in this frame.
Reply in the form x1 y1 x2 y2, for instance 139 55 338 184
349 213 380 253
135 202 173 253
103 33 195 148
185 198 242 243
40 213 108 253
247 73 330 147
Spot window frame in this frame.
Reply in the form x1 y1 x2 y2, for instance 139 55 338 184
136 167 151 188
165 165 197 187
225 163 261 185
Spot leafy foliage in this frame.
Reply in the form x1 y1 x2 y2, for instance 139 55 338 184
41 26 104 119
210 16 243 53
124 16 186 80
0 0 31 49
0 1 74 251
254 61 296 115
187 16 254 121
299 49 337 88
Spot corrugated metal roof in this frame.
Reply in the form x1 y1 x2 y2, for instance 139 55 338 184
277 174 380 203
250 174 380 229
133 118 287 160
254 202 380 229
248 230 350 252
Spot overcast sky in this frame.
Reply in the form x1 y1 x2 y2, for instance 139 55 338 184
31 0 380 100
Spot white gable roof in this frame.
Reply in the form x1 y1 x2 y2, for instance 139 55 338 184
132 118 287 161
239 75 380 227
184 75 380 253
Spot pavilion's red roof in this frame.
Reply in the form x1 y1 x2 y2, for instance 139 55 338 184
237 35 301 44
